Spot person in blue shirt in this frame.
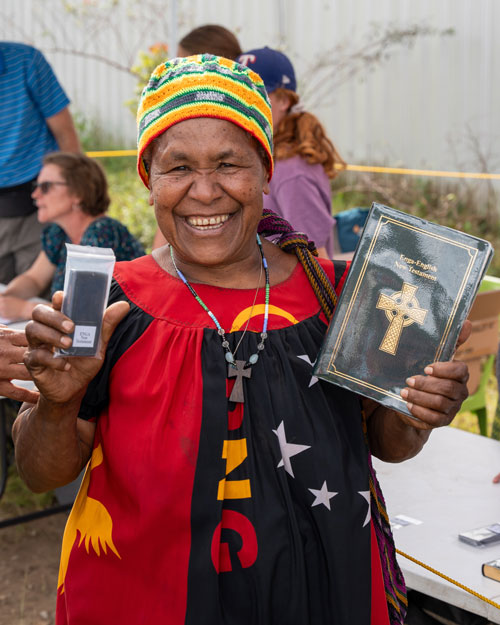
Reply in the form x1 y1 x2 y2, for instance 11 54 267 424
0 42 80 284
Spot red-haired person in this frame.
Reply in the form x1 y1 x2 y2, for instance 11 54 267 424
238 47 345 259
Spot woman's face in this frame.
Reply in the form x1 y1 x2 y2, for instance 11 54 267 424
148 118 269 270
32 164 80 224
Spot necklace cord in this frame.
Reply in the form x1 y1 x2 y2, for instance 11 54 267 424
169 236 270 368
232 246 263 358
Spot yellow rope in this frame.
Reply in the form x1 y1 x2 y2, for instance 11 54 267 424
396 549 500 611
339 163 500 181
84 150 500 181
85 149 137 158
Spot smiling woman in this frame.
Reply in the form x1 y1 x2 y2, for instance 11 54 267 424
11 55 471 625
147 119 270 279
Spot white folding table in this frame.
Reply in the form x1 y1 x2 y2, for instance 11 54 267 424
373 426 500 623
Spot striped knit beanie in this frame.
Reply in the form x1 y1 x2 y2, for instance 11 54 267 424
137 54 274 187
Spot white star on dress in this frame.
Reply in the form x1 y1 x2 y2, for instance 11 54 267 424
308 481 338 510
297 354 319 387
273 421 311 477
358 490 371 526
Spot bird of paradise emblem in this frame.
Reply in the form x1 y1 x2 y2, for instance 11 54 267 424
58 444 120 594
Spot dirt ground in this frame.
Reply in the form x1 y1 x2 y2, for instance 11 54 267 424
0 402 67 625
0 512 67 625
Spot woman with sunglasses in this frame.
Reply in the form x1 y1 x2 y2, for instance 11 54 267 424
0 152 144 321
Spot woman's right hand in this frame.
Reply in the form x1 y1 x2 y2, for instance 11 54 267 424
24 291 129 405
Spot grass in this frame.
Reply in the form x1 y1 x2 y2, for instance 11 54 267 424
104 157 157 253
0 466 54 519
76 113 158 253
0 404 54 520
452 372 499 436
331 169 500 277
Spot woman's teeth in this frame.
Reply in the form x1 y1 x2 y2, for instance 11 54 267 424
187 214 230 229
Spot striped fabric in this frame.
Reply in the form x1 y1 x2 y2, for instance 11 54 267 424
0 42 70 187
137 54 273 187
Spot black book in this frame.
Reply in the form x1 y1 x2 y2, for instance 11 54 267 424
314 203 493 416
60 270 109 357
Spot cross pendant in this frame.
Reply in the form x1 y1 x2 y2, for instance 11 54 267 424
227 360 252 403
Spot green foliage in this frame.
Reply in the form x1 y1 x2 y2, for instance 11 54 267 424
102 158 157 253
452 372 498 436
0 405 54 518
125 43 169 117
97 156 499 271
331 170 500 277
1 466 54 515
72 112 156 250
73 111 125 152
73 111 135 175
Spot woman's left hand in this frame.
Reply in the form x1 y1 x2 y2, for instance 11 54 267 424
398 320 472 430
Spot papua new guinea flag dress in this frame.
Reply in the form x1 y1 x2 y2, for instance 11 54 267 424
55 254 393 625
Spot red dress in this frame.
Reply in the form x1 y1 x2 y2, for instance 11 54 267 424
56 254 392 625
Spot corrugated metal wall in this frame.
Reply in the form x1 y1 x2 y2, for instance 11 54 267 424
1 0 498 172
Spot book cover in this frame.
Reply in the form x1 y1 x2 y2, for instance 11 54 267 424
482 559 500 582
314 203 493 416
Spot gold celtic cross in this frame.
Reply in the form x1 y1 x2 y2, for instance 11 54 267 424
376 282 427 355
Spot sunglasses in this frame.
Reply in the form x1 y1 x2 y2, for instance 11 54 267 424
32 181 69 194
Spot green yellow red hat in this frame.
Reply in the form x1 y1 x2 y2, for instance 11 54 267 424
137 54 274 186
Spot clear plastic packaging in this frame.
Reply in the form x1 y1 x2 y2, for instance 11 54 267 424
57 244 115 357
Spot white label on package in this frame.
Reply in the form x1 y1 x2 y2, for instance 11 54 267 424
73 325 97 348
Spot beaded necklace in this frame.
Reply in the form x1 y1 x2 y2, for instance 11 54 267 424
169 234 270 403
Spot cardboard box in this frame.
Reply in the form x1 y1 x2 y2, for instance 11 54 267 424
455 289 500 394
463 357 485 396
